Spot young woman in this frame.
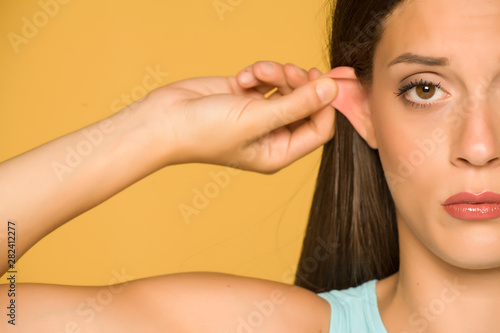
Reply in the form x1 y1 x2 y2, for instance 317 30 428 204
2 0 500 331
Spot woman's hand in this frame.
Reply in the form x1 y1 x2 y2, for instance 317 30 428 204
147 61 337 174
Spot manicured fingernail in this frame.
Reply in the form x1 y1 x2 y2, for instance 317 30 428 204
316 79 337 103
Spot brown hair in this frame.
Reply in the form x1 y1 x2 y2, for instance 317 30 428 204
295 0 406 292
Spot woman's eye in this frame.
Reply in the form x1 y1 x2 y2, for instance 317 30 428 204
413 84 435 99
396 79 449 108
407 84 446 102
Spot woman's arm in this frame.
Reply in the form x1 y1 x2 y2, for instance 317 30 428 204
0 272 331 333
0 97 170 275
0 61 337 276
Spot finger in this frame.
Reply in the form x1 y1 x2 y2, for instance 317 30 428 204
238 61 307 96
236 61 284 94
263 64 315 101
249 103 335 173
247 78 338 138
308 67 323 81
284 103 336 161
253 61 294 95
236 66 261 88
265 64 320 99
283 63 309 89
285 118 310 133
236 74 281 98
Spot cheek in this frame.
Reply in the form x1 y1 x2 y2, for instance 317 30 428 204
371 101 448 212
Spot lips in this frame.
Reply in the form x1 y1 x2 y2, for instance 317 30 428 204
442 191 500 220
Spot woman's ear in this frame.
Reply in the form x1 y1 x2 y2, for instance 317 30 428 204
323 67 378 149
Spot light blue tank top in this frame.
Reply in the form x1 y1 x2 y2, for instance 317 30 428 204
317 279 388 333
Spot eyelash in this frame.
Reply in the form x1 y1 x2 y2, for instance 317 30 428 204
394 79 443 109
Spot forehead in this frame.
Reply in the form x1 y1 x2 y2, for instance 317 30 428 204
375 0 500 71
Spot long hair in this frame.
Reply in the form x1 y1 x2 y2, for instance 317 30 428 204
295 0 405 292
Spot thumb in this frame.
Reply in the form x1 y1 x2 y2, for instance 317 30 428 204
249 78 338 135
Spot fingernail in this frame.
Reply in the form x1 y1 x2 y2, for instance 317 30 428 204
295 66 307 78
260 62 274 75
316 79 337 103
240 71 253 85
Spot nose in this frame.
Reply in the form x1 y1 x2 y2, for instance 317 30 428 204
450 98 500 168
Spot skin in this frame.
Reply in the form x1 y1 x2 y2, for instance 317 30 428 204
0 62 335 275
3 0 500 331
0 62 335 332
366 0 500 332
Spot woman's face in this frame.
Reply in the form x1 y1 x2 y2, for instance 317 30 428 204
370 0 500 269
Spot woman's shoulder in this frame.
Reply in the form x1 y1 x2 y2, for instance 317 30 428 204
1 272 331 333
318 279 388 333
131 272 332 333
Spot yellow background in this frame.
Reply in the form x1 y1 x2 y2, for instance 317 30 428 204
0 0 332 286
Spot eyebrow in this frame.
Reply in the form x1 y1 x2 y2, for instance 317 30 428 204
388 53 450 67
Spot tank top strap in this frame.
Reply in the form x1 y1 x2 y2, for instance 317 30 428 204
317 279 388 333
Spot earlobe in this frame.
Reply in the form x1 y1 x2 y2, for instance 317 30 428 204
322 67 378 149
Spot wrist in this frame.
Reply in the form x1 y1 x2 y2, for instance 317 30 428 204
114 93 181 170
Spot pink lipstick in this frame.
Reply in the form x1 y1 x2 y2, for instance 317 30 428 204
442 191 500 220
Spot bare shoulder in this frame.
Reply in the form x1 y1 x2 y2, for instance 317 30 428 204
132 272 331 332
0 272 331 333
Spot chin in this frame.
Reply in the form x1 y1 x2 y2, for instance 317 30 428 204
440 245 500 271
433 217 500 270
